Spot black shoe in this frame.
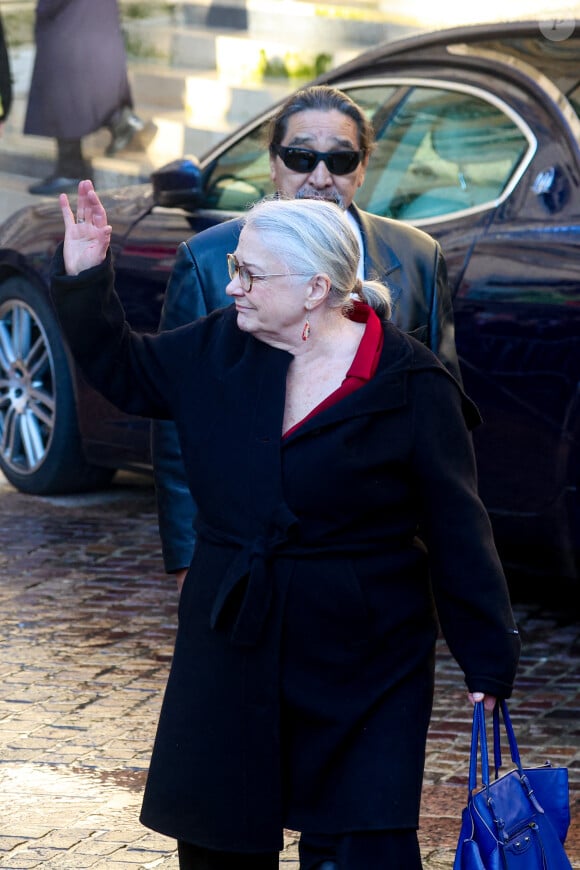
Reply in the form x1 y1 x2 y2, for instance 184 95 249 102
28 175 84 196
106 107 148 156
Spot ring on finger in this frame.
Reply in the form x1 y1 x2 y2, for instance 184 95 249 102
77 218 85 224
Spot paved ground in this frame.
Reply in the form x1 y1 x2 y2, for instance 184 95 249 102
0 126 579 870
0 469 578 868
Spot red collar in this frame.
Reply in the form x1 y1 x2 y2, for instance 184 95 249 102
345 300 383 383
283 301 384 438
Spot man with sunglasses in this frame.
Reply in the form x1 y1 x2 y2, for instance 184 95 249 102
151 86 459 867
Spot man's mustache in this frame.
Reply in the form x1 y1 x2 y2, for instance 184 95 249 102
295 187 345 209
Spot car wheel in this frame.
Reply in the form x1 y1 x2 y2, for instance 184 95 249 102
0 276 115 494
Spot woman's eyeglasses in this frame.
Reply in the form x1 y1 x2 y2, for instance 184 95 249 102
227 253 311 293
272 144 364 176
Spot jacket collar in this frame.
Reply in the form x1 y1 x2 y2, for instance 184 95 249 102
348 203 403 283
214 309 476 444
282 323 421 442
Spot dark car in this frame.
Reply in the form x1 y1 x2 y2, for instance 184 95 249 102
0 19 579 582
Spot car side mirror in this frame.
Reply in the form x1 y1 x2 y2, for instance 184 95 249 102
152 157 205 209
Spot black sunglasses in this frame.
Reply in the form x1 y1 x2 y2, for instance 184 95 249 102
273 144 364 176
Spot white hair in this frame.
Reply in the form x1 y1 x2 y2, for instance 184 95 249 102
242 197 392 319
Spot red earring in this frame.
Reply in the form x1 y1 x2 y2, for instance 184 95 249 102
301 319 311 341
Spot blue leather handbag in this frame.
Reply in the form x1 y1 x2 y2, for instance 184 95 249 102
453 700 572 870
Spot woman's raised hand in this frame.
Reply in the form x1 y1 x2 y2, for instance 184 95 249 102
59 179 112 276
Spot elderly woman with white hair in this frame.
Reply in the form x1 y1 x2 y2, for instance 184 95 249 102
50 181 520 870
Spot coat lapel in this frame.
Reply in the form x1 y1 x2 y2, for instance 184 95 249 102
350 205 401 280
283 325 417 444
219 331 293 511
350 205 405 309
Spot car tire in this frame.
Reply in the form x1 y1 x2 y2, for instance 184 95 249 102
0 276 115 494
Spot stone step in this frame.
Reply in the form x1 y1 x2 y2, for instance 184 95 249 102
128 51 354 116
0 0 415 191
0 82 286 191
130 65 295 125
239 0 399 46
169 0 397 32
5 43 293 166
122 19 395 80
124 5 400 58
0 96 155 189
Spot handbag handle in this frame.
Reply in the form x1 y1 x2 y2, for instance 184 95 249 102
468 700 519 792
467 701 489 794
468 701 545 813
492 699 522 776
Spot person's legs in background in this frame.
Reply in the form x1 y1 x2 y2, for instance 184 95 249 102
28 109 154 195
28 137 92 195
105 104 147 156
54 138 91 180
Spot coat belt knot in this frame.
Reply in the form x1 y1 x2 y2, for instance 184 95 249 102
199 504 299 647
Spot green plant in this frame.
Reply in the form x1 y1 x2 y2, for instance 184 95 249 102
313 4 382 21
257 50 332 81
123 30 167 60
120 2 169 20
3 10 35 48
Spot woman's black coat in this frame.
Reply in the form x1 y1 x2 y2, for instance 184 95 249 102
51 251 520 853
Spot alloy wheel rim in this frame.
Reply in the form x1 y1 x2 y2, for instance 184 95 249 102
0 299 56 475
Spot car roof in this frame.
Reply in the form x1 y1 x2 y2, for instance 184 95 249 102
317 19 580 98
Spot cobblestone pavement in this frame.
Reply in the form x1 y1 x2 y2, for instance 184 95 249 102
0 471 578 869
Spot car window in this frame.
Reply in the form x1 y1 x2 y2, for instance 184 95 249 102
203 121 275 211
346 84 529 221
199 87 402 214
200 83 529 222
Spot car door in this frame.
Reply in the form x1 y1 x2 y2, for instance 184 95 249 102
451 141 580 518
383 83 580 521
341 77 580 571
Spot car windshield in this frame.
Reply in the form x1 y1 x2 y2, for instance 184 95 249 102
201 82 530 221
